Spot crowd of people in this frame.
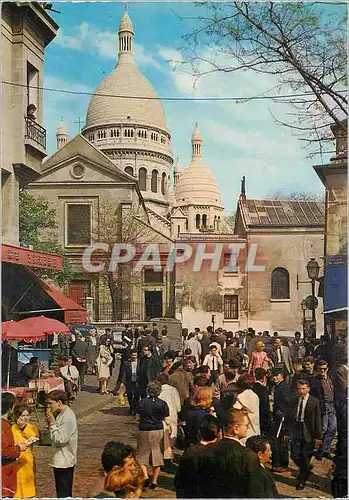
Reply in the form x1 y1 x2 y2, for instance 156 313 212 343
2 324 347 498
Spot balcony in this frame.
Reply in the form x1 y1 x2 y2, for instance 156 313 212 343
25 117 46 149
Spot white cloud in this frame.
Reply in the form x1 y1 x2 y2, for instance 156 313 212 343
55 23 160 69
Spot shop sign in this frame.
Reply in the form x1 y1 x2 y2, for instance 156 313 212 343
2 244 63 271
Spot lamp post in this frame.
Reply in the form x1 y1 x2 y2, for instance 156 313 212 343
212 314 216 333
301 299 307 341
306 258 320 324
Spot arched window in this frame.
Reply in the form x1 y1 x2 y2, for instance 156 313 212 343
151 170 158 193
195 214 201 229
161 172 166 195
125 166 134 177
138 167 147 191
202 214 207 228
271 268 290 299
177 225 180 237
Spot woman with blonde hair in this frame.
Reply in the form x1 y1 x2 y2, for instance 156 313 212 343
181 386 216 448
89 441 145 498
11 405 39 498
248 341 271 374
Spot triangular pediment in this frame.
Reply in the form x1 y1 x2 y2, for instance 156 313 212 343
170 207 187 219
34 134 135 184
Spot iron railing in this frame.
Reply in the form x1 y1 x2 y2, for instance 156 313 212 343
25 117 46 149
97 300 176 322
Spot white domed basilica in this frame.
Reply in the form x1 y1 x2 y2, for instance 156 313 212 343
77 9 225 234
81 10 174 216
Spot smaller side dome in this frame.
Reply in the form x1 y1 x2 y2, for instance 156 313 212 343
174 157 182 173
56 117 68 150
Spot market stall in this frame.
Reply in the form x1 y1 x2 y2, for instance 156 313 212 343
1 317 70 403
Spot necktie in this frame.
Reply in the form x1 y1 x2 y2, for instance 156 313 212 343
212 356 215 372
67 366 71 377
277 348 282 363
297 397 304 422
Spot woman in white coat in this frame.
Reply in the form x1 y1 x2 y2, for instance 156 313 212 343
96 339 113 394
233 373 260 445
158 373 181 472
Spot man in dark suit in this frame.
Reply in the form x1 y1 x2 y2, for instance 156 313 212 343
246 435 279 498
284 378 322 490
137 329 156 355
310 359 337 460
120 349 139 415
270 338 293 377
175 415 221 498
291 356 315 393
271 367 292 473
194 408 265 498
252 367 272 437
137 345 162 399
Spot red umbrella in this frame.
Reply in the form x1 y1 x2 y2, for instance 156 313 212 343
18 316 70 334
2 320 46 342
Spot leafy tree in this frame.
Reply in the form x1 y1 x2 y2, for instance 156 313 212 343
222 214 236 233
180 2 347 156
19 190 73 286
90 199 157 322
266 190 324 202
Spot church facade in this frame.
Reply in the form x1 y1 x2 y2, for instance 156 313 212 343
26 10 325 334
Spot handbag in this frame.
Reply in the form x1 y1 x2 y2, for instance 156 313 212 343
38 427 52 446
176 423 188 451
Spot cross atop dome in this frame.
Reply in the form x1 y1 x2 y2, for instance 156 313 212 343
191 122 203 159
118 8 134 64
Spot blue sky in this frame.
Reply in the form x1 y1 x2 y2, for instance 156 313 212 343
44 2 344 214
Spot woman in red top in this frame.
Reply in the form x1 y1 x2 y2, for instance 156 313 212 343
1 394 27 498
248 341 271 375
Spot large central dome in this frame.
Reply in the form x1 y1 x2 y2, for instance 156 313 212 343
83 11 167 132
85 64 167 130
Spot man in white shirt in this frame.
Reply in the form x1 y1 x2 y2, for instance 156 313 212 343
203 344 223 383
59 357 80 403
46 390 78 498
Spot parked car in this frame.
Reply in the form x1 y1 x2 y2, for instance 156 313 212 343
67 323 97 337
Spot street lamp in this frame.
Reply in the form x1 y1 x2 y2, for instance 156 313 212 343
306 258 320 280
212 314 216 333
306 258 320 324
301 299 307 341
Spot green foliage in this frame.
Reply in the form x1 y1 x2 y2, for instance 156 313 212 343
19 190 56 246
19 190 73 286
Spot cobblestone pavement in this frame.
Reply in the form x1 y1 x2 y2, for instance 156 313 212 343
34 399 333 499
